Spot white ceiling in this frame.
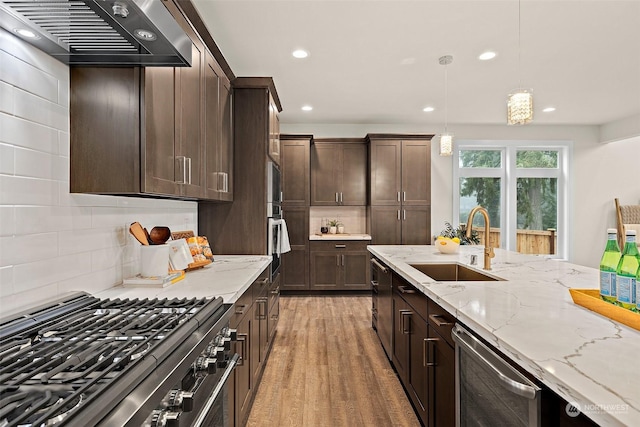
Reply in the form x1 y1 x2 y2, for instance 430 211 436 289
191 0 640 129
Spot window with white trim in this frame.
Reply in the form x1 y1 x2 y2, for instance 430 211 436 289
453 141 570 258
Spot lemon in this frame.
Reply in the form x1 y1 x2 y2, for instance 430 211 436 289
452 237 460 243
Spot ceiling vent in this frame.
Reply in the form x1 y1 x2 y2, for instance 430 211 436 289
0 0 192 66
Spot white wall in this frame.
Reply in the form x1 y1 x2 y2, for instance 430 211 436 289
282 123 640 268
0 30 199 317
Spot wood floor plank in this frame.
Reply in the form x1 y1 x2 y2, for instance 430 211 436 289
246 295 420 427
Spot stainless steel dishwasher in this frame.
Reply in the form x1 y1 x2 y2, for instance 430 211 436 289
452 324 541 427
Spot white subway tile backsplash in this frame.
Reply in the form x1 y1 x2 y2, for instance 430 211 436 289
14 206 92 234
0 113 60 154
0 31 201 315
0 232 58 267
0 265 14 298
0 283 59 318
0 175 59 205
0 81 14 114
0 50 59 103
13 88 69 131
0 29 68 80
0 143 14 174
0 207 15 236
14 146 55 179
13 252 92 293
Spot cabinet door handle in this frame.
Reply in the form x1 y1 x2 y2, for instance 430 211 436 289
398 285 416 294
370 258 389 274
176 156 187 184
403 191 406 202
335 192 339 203
271 287 280 295
424 337 439 367
400 310 412 334
341 254 345 266
403 209 406 221
335 244 346 249
429 314 453 327
237 334 247 366
235 304 247 315
397 210 401 221
336 255 340 266
187 157 192 184
397 191 401 202
340 192 343 203
259 278 270 286
224 172 229 192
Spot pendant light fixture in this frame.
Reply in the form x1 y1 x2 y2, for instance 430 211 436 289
439 55 453 156
507 0 533 125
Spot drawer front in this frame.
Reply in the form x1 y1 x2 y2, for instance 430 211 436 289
428 298 456 347
310 240 368 252
393 275 428 316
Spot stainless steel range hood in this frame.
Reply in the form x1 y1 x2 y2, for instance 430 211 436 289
0 0 192 66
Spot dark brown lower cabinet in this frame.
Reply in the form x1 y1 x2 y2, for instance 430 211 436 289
391 272 455 427
231 304 251 427
310 241 370 290
231 267 276 427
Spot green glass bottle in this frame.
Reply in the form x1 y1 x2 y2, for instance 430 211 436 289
636 263 640 311
599 228 621 303
616 230 639 309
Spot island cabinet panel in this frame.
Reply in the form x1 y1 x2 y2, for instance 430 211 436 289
311 141 367 206
70 0 233 201
390 271 455 427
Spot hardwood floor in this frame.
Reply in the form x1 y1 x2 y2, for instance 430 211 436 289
246 295 420 427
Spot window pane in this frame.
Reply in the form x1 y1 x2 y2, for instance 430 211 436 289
516 150 558 168
516 178 557 254
459 177 501 228
459 150 501 168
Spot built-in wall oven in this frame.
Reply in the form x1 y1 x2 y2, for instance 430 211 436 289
452 324 541 427
267 161 282 280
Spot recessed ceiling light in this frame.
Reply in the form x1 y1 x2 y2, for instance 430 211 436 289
301 105 313 111
14 28 39 39
543 107 556 113
292 49 309 59
423 107 435 112
478 51 497 61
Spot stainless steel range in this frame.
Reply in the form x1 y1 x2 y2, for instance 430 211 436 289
0 293 238 426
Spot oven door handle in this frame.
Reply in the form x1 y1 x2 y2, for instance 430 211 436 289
451 325 540 400
192 353 240 427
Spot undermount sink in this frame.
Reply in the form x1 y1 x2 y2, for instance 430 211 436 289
408 263 504 282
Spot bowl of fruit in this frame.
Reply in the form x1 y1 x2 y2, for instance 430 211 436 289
435 236 460 254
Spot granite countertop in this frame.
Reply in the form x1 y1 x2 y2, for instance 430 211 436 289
367 245 639 427
309 233 372 240
96 255 271 304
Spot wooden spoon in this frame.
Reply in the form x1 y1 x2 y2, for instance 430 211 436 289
129 222 150 245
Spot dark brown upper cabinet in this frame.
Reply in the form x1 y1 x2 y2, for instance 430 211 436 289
281 135 312 206
368 135 432 206
69 0 233 202
204 51 233 201
311 140 367 206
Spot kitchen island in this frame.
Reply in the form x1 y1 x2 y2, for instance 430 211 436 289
368 245 639 427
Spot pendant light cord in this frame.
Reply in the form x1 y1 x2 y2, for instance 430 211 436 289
444 62 448 133
518 0 522 89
